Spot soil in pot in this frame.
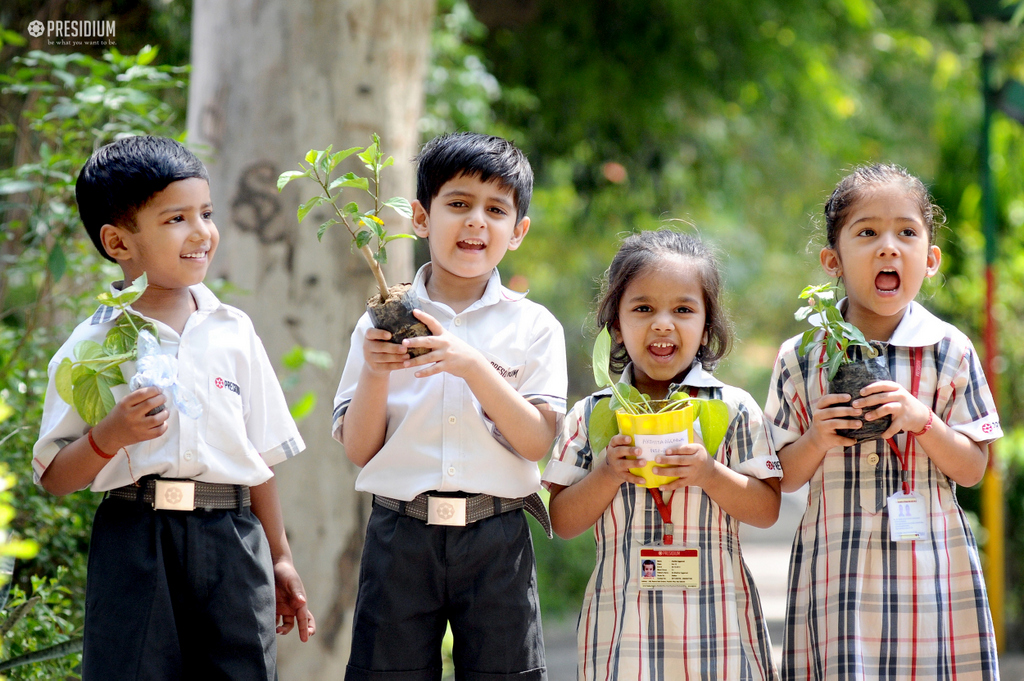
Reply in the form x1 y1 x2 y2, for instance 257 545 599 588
366 283 432 358
828 356 892 443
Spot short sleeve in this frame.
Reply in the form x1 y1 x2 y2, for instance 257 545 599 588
764 341 814 451
541 397 594 489
721 389 782 480
516 309 568 416
33 352 88 485
243 321 305 466
941 340 1002 443
332 313 373 443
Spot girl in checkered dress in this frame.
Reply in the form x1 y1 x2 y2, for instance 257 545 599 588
544 229 783 680
765 164 1002 679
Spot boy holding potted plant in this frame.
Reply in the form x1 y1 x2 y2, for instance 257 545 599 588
34 136 315 680
332 132 567 681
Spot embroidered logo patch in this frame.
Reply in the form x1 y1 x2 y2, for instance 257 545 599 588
215 377 240 395
766 460 783 471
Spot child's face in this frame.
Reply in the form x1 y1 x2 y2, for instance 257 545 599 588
411 173 529 289
820 184 940 340
614 254 707 399
643 563 656 577
102 177 218 291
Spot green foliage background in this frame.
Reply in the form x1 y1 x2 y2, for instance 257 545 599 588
1 1 1024 675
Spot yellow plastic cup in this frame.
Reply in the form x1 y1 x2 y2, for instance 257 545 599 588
616 403 694 488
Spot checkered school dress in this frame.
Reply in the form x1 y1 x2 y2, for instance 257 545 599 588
543 363 782 681
765 301 1002 680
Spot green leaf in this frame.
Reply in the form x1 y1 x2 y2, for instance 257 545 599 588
289 392 317 422
55 359 74 405
798 328 818 357
281 346 306 371
136 45 158 66
381 156 395 169
326 146 362 173
794 305 814 321
104 314 140 355
316 146 332 175
73 340 105 362
96 272 148 309
72 372 118 426
384 196 413 218
328 173 370 192
587 398 620 456
375 248 388 265
342 201 360 215
592 326 614 389
297 195 327 223
304 149 318 164
383 233 417 244
354 230 373 249
825 350 846 382
47 244 66 282
277 170 309 192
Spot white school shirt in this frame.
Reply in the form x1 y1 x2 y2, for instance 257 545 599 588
34 282 304 491
332 263 568 501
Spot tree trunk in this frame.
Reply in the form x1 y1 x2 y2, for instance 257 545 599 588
187 0 434 674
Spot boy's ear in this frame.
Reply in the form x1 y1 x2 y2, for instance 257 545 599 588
925 244 941 277
411 200 430 238
506 216 531 251
99 224 132 262
819 247 842 279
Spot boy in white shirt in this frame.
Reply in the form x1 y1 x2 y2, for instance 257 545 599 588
333 132 567 681
34 136 314 680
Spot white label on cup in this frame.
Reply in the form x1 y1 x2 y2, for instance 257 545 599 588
634 430 690 458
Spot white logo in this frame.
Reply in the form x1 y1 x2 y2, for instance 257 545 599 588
436 502 455 520
27 21 44 37
164 487 183 505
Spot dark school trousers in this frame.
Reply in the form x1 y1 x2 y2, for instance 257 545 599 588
345 502 547 681
81 496 277 681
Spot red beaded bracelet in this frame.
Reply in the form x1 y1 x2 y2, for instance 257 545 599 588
909 411 934 438
87 429 115 459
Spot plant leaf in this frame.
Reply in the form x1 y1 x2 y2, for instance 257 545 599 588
354 230 373 249
328 173 370 192
297 195 327 223
277 170 308 192
383 233 416 244
592 327 614 389
55 358 74 405
316 218 338 242
342 201 360 215
587 398 620 456
72 371 118 426
304 149 318 164
47 244 66 282
289 391 317 422
96 272 148 309
384 196 413 218
327 146 362 172
73 340 105 362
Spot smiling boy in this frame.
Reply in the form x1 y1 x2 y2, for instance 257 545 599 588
333 132 567 681
34 136 314 680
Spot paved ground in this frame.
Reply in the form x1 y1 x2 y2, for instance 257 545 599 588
542 487 1024 680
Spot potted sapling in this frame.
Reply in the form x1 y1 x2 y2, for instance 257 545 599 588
795 282 891 442
277 133 430 355
587 326 730 488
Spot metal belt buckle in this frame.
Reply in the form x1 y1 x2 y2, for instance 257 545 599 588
153 480 196 511
427 496 466 526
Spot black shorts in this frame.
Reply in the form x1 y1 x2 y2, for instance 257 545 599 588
345 502 547 681
82 496 276 681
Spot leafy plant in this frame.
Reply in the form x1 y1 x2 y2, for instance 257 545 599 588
795 282 878 381
277 134 415 303
591 326 695 416
53 274 154 427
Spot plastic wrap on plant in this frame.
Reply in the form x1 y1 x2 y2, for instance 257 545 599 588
128 330 202 419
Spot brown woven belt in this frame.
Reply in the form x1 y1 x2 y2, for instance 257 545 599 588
373 491 552 538
107 477 250 512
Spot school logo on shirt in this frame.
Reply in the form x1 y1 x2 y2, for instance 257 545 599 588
215 377 240 395
766 460 783 472
490 361 521 382
982 421 998 434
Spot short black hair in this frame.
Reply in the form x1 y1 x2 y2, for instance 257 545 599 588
415 132 533 223
75 136 209 262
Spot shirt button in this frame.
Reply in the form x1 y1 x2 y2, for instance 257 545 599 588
454 318 462 327
184 450 193 461
448 416 457 424
447 467 456 476
867 453 880 466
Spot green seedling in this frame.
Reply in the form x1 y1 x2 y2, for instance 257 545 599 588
795 282 878 381
54 273 156 426
277 133 416 303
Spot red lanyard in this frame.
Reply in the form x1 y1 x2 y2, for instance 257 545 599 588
886 347 923 495
647 387 699 545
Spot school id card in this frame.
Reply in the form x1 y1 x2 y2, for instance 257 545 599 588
886 490 928 542
637 546 700 590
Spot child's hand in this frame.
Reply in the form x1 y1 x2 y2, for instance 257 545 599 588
655 439 716 491
93 386 168 453
599 434 647 486
362 328 410 375
273 558 316 642
853 380 932 441
402 309 483 379
807 392 859 451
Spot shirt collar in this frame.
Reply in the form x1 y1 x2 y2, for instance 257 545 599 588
620 361 724 394
830 297 945 348
411 263 526 315
90 281 221 325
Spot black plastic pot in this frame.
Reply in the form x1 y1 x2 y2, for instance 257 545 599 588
366 283 431 358
828 353 892 443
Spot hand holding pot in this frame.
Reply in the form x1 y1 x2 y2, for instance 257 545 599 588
651 436 715 491
362 327 410 375
851 380 932 441
807 393 861 451
599 434 648 486
402 309 480 379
